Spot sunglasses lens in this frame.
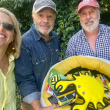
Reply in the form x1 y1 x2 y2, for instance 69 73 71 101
3 23 14 31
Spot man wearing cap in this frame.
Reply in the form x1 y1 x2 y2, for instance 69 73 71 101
15 0 61 110
66 0 110 61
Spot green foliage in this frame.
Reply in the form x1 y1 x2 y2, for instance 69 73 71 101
0 0 110 58
53 0 81 59
52 0 110 59
97 0 110 25
98 0 110 13
14 1 34 34
0 0 34 34
0 0 82 59
16 84 21 110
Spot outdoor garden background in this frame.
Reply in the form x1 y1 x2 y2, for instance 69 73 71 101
0 0 110 109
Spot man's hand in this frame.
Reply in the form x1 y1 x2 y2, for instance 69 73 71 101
31 99 58 110
47 104 58 110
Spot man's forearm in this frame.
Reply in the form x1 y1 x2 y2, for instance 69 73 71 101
31 99 58 110
31 99 43 110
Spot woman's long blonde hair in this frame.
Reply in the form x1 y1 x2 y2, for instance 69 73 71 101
0 7 21 59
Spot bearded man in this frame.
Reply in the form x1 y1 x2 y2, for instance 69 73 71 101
15 0 61 110
66 0 110 61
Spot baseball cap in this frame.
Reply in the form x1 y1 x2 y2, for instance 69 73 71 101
77 0 99 14
32 0 57 13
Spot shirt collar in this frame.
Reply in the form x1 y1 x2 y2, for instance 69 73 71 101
9 55 14 63
81 29 87 39
98 24 103 35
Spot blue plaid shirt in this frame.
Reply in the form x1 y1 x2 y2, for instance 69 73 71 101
66 24 110 60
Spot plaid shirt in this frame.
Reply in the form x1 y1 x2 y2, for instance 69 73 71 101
66 24 110 60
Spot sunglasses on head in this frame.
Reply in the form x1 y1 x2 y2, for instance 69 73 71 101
0 22 16 31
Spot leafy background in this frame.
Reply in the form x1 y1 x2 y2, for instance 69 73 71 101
0 0 110 109
0 0 110 59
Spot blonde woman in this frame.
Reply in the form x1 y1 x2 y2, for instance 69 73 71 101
0 7 21 110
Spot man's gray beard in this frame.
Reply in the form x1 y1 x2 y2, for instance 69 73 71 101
34 22 53 35
81 19 99 32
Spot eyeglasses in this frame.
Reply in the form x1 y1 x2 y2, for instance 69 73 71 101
0 22 16 31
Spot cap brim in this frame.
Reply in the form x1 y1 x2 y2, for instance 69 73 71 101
34 6 57 14
77 4 99 14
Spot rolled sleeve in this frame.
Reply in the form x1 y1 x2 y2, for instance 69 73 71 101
22 92 41 104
